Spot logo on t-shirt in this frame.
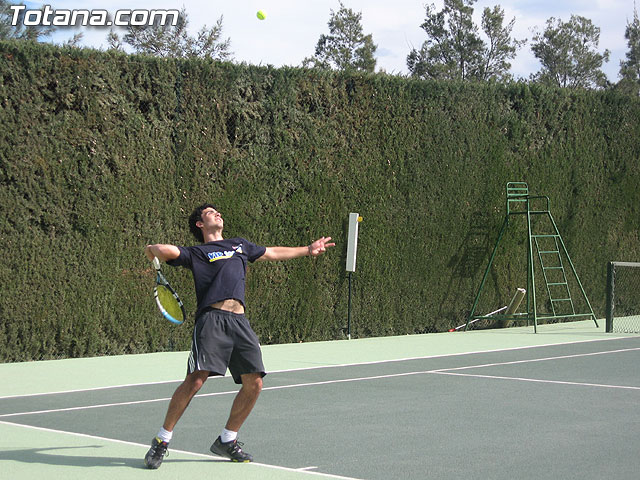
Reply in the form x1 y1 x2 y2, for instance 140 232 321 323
207 244 243 262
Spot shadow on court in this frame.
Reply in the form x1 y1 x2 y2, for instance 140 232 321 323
0 445 211 469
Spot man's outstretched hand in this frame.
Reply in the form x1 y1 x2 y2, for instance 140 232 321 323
309 237 336 257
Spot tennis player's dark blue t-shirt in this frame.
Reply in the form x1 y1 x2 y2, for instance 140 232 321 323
167 238 266 317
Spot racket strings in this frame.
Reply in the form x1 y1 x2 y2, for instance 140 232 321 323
155 285 184 324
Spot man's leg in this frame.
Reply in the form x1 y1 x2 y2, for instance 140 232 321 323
144 369 209 469
210 372 263 462
225 372 263 431
163 369 210 431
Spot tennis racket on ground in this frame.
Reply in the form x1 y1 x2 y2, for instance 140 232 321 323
152 257 185 325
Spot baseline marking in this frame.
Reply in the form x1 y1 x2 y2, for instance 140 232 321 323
0 420 362 480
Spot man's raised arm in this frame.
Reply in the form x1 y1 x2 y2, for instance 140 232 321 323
145 244 181 262
258 237 335 262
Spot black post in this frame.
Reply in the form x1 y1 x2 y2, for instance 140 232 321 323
605 262 614 333
347 272 353 340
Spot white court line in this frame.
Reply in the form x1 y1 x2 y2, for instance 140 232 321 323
3 345 640 418
0 420 362 480
0 335 634 400
0 372 431 418
429 346 640 373
0 395 177 418
432 372 640 391
0 379 184 400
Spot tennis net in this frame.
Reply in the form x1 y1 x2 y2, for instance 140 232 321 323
606 262 640 333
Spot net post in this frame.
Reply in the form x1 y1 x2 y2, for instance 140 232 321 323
605 262 614 333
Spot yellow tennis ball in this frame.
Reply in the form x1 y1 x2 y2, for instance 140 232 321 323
256 10 266 20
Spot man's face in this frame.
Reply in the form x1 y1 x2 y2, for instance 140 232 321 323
199 207 223 230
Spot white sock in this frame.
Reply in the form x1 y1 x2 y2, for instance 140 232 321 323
220 428 237 443
157 427 173 443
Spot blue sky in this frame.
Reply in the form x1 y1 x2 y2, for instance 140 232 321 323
32 0 638 82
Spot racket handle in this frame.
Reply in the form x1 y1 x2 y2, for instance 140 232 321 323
152 257 161 270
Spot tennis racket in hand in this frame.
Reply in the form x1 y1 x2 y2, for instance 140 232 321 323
152 257 185 325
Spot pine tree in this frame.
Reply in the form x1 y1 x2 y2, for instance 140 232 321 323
407 0 524 82
618 5 640 95
303 2 377 73
530 15 610 89
107 8 232 60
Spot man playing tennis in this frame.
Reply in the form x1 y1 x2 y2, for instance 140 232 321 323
143 203 335 469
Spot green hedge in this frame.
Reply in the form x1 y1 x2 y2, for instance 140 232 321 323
1 41 639 361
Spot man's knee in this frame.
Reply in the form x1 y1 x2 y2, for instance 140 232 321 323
184 370 209 394
241 373 263 396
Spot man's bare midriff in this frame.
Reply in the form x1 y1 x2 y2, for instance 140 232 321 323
210 299 245 314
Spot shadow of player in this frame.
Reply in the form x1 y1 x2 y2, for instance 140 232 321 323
0 445 213 469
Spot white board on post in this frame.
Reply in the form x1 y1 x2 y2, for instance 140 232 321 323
346 212 361 272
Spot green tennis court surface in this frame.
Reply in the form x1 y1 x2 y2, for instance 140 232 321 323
2 320 640 479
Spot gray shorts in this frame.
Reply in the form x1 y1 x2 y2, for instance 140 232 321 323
187 308 266 384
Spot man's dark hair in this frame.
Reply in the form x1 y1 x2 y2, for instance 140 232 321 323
189 203 217 243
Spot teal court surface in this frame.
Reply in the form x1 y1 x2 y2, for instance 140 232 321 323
1 320 639 480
